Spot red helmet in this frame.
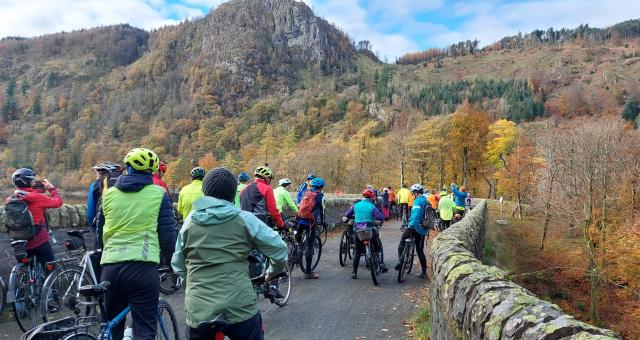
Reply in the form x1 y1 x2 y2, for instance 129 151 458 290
362 189 375 199
158 161 167 173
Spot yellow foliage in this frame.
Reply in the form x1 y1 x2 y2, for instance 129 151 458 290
486 119 519 168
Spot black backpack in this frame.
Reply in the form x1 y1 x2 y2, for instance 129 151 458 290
5 193 39 240
92 170 121 248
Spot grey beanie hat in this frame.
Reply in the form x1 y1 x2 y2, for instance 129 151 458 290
202 167 238 202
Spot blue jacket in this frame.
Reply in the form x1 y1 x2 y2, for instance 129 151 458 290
344 199 384 228
451 185 468 207
110 171 177 258
86 181 98 228
409 195 428 236
382 191 390 206
298 189 324 225
296 182 308 204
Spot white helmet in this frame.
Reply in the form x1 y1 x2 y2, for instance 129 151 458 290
410 183 424 193
278 178 292 186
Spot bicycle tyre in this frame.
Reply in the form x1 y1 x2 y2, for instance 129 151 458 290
366 244 378 286
339 231 349 267
299 235 322 274
159 267 182 295
63 333 99 340
318 223 328 246
10 263 40 332
157 299 180 340
41 265 97 323
0 275 6 314
273 263 292 307
398 240 412 283
407 241 416 275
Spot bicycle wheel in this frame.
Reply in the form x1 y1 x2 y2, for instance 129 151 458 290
317 223 328 246
273 264 292 307
159 267 182 295
10 264 40 332
157 299 180 340
41 265 97 323
63 333 99 340
0 275 6 314
339 230 349 267
366 244 378 286
299 235 322 273
407 241 416 275
398 240 413 283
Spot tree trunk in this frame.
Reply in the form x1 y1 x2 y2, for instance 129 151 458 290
438 154 445 190
400 147 405 188
517 194 523 220
481 172 494 199
632 187 637 219
492 178 498 199
462 148 469 186
540 200 551 250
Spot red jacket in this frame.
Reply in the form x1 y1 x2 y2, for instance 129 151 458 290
153 173 170 193
7 187 63 249
239 178 284 228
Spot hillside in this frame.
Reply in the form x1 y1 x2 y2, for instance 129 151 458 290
0 0 639 191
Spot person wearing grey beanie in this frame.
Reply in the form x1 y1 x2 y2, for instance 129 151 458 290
172 166 288 340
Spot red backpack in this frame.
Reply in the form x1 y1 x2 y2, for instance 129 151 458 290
297 191 318 221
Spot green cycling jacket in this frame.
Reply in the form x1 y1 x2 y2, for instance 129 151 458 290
177 180 203 219
274 186 298 214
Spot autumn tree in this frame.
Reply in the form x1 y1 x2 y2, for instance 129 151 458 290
622 97 639 127
536 121 562 249
484 119 519 198
448 105 491 186
496 135 540 219
408 115 450 189
198 153 218 170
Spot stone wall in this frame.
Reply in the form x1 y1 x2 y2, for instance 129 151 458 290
0 204 88 230
428 201 619 340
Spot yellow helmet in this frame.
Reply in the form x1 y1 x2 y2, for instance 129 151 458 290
123 148 160 172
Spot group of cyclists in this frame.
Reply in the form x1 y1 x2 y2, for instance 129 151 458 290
4 145 473 339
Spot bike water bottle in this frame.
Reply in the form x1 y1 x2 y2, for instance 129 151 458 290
48 229 58 245
123 327 134 340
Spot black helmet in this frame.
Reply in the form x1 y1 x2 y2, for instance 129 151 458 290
12 168 36 188
307 173 316 180
191 167 206 179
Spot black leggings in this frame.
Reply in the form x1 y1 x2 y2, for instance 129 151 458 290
188 312 263 340
352 230 384 274
27 242 55 275
399 203 410 222
296 223 316 274
397 229 426 274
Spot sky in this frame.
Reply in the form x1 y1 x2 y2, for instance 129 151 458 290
1 0 639 60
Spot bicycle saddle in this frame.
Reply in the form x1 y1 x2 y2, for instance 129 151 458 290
11 240 28 247
197 314 229 329
66 230 90 238
79 281 111 297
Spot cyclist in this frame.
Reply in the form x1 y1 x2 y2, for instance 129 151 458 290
240 166 284 229
381 188 390 220
427 189 439 209
153 161 170 194
296 177 325 279
343 189 387 279
100 148 177 339
438 191 455 230
388 187 397 219
296 173 316 204
87 162 124 248
177 167 206 219
397 184 410 223
274 178 298 215
235 172 250 207
6 168 63 272
172 167 287 340
451 183 469 218
395 184 428 279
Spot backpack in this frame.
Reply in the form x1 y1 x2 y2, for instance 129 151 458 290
297 191 318 221
93 170 121 248
5 193 39 240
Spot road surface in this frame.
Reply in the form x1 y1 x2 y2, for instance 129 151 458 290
0 221 430 339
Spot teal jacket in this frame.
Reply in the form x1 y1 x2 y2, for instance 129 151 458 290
171 196 287 327
451 184 468 207
409 195 428 236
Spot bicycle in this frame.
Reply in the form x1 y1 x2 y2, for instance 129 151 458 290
158 263 183 295
283 217 322 274
41 230 100 324
355 225 384 286
27 281 180 340
0 273 6 315
316 221 328 246
397 229 417 283
8 240 47 332
338 220 355 267
248 249 292 307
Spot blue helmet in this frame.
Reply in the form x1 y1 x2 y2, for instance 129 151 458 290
238 172 250 182
310 177 325 188
307 173 316 180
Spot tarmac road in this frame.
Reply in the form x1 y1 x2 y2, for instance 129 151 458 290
0 220 430 339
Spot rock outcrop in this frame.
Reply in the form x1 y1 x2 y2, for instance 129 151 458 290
428 201 619 340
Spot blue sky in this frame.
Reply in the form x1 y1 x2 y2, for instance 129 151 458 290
1 0 639 60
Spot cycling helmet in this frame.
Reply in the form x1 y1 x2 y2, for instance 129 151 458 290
238 172 250 182
191 167 205 179
307 173 316 180
410 183 424 194
158 161 167 173
123 148 160 172
362 189 375 199
254 165 274 179
278 178 292 186
310 177 325 188
92 162 123 173
12 168 36 188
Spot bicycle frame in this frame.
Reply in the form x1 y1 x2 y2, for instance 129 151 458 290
8 254 42 303
98 304 172 340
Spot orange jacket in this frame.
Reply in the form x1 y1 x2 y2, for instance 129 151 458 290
389 190 397 202
408 194 415 207
427 194 439 209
